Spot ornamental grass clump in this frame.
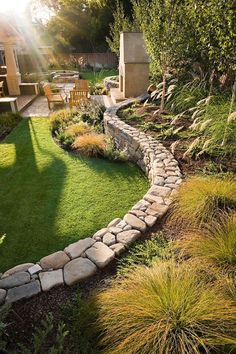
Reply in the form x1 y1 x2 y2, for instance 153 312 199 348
177 213 236 270
72 133 107 157
96 260 236 354
65 122 91 136
171 176 236 227
50 108 79 132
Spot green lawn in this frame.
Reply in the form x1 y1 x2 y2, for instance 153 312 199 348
0 118 148 272
80 69 118 85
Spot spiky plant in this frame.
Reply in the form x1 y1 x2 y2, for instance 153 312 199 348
72 133 107 157
96 260 236 354
177 213 236 270
171 176 236 227
65 122 91 136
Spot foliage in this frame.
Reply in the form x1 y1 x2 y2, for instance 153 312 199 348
72 133 108 157
61 292 100 354
0 112 22 140
177 213 236 271
65 122 91 136
0 305 10 353
50 108 80 133
18 313 69 354
96 260 236 354
107 0 136 55
171 176 236 227
117 232 172 275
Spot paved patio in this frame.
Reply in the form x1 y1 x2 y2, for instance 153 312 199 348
20 82 113 117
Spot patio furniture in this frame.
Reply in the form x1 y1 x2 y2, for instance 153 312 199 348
0 81 4 97
43 83 66 110
74 79 89 91
69 89 90 108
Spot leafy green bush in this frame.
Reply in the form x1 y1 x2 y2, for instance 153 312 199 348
0 112 22 139
96 260 236 354
0 305 10 353
171 176 236 227
18 313 68 354
61 292 100 354
50 108 80 133
177 213 236 270
117 233 172 275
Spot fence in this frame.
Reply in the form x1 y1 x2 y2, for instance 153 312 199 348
18 52 118 74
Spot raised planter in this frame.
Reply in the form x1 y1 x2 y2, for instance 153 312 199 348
0 94 182 305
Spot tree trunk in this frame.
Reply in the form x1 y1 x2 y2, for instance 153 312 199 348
159 67 167 116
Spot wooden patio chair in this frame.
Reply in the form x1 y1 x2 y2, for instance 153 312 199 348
0 81 4 97
69 89 90 109
74 79 90 91
43 83 66 110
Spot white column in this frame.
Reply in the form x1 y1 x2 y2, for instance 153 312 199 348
4 42 21 95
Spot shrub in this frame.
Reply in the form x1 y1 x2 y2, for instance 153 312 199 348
65 122 91 136
72 133 107 157
171 176 236 227
96 260 236 354
50 108 80 132
0 112 22 139
177 213 236 270
117 233 172 275
61 292 100 354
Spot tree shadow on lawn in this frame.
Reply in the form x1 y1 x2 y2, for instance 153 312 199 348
0 118 149 272
0 118 67 272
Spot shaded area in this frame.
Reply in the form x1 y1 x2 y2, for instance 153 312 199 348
0 118 148 271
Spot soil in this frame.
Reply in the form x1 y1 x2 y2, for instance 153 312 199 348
5 220 166 352
119 103 236 176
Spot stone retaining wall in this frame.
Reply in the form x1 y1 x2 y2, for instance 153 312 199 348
0 95 182 306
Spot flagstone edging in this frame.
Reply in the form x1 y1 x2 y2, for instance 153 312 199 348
0 94 182 305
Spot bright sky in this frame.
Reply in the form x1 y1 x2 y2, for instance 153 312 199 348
0 0 51 21
0 0 30 13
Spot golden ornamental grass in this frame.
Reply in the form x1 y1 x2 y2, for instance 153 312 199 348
65 122 91 136
176 213 236 270
96 260 236 354
72 133 107 156
170 176 236 227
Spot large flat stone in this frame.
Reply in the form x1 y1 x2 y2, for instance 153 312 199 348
40 251 70 270
64 258 97 286
0 289 6 305
2 263 34 278
117 230 141 245
85 242 115 268
6 281 41 303
108 218 122 227
145 215 157 227
39 270 64 291
124 214 147 232
0 272 30 289
64 238 95 259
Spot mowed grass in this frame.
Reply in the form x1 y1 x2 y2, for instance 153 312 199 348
0 118 148 271
80 69 118 85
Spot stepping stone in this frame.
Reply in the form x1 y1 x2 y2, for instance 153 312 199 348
2 263 34 278
6 281 41 303
64 238 95 259
39 270 64 291
117 230 141 246
85 242 115 268
0 272 30 289
64 258 97 286
0 289 6 305
124 214 146 232
40 251 70 270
